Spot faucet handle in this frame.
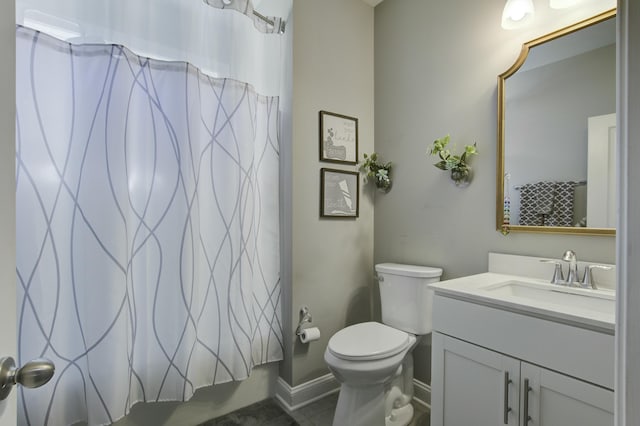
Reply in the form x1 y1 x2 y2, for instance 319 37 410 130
580 265 613 289
562 250 577 262
540 259 565 285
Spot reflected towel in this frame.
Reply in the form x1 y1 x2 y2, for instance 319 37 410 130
546 181 578 227
518 183 543 226
535 181 555 215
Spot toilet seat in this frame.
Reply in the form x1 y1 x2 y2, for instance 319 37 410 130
327 322 412 361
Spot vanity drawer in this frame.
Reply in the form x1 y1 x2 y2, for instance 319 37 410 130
432 294 614 390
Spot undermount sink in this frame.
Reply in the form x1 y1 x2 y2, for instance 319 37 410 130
428 270 616 332
483 280 615 314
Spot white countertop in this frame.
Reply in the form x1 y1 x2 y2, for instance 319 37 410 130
429 272 615 333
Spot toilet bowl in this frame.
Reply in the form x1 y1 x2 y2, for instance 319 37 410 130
324 263 442 426
325 322 417 426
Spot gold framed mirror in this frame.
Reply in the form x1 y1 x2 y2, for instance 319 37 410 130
497 9 616 236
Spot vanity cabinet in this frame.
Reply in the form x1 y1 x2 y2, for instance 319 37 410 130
431 333 614 426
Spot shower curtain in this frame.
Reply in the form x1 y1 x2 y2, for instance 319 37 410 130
15 1 290 424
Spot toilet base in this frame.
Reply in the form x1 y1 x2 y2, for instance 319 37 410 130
332 383 386 426
384 351 416 426
386 403 414 426
331 382 416 426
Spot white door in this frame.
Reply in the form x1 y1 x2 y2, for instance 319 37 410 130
521 362 614 426
431 333 520 426
0 0 16 424
587 113 617 228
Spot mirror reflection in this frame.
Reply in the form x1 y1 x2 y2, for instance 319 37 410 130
497 10 616 235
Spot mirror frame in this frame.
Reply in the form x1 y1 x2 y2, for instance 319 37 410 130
496 8 617 236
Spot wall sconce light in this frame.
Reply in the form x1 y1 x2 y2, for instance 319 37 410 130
501 0 535 29
549 0 584 9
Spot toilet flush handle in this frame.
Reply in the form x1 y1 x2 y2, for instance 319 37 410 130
377 274 384 282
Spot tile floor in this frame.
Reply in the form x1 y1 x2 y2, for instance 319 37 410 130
203 391 430 426
285 392 339 426
198 398 296 425
285 392 430 426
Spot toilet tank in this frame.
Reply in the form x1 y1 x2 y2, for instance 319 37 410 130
375 263 443 335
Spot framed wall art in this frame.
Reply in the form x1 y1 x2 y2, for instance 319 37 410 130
320 168 359 218
319 110 358 164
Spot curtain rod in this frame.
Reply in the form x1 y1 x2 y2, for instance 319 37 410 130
253 10 286 34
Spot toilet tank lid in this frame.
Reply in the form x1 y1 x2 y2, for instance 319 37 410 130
375 263 443 278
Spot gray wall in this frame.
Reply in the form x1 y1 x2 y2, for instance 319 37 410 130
283 0 375 387
374 0 616 385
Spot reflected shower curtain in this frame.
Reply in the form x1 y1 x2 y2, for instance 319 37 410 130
16 20 283 426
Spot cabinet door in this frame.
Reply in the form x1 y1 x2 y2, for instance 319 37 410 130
432 333 520 426
520 362 614 426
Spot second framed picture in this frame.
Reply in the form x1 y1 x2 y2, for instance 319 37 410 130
320 168 359 218
319 110 358 164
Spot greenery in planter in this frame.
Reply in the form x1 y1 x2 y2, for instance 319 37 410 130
428 135 478 186
360 152 392 192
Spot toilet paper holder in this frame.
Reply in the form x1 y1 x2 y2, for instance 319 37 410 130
295 306 313 336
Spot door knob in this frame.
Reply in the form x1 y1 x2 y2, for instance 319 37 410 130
0 357 55 401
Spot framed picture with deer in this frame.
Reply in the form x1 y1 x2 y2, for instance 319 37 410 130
319 110 358 165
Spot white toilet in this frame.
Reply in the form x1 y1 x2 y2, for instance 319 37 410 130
324 263 442 426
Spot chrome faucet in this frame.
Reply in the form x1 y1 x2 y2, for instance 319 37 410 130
540 259 564 284
543 251 612 289
562 250 579 286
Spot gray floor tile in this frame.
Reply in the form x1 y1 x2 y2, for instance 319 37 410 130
288 415 314 426
306 408 335 426
202 392 430 426
198 399 299 426
290 410 310 426
264 413 300 426
411 409 431 426
296 394 338 419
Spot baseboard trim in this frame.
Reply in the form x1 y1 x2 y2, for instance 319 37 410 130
412 379 431 410
275 374 430 413
275 373 340 412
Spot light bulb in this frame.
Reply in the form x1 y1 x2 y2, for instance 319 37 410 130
501 0 535 30
509 8 527 21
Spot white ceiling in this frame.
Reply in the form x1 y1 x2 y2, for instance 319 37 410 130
361 0 385 7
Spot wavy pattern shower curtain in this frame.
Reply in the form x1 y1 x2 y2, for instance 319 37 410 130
15 1 289 424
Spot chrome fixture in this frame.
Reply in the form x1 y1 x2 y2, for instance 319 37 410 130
203 0 287 34
540 259 565 284
581 264 613 290
562 250 579 285
253 10 286 34
514 180 586 191
0 357 55 401
503 372 513 423
295 306 313 336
